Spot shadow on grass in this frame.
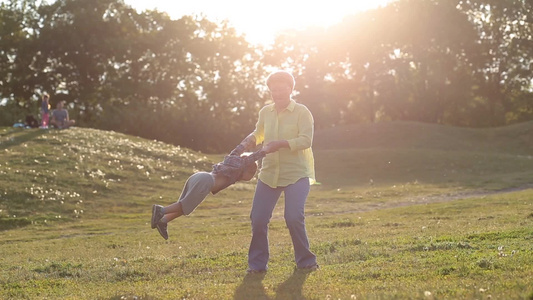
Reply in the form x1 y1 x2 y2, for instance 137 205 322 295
274 270 310 300
234 272 268 300
0 217 32 231
234 269 311 300
0 128 47 150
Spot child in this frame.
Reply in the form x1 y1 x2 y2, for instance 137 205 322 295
40 94 50 128
151 147 267 240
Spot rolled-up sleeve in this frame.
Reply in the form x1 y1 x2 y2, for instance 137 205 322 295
287 106 313 151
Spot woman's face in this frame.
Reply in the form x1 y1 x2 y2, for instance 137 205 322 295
268 82 292 106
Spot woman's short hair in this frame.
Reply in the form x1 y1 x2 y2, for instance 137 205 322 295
266 70 295 90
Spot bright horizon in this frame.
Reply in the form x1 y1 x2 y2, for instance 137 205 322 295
124 0 395 45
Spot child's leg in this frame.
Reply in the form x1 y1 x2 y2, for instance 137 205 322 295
163 201 183 214
156 172 213 225
177 173 214 215
42 113 49 127
161 202 184 223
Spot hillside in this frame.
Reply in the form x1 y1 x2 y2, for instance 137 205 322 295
313 121 533 188
314 120 533 155
0 127 215 230
1 121 532 230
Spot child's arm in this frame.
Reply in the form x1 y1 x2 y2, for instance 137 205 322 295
239 141 284 165
242 149 266 165
230 133 257 156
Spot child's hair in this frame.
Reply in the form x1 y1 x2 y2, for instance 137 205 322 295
240 161 258 181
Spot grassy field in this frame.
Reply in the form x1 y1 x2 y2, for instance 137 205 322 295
0 121 532 299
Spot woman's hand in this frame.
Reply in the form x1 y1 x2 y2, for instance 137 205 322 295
262 140 289 153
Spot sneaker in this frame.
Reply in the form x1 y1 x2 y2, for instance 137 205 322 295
297 264 319 272
156 221 168 240
151 205 164 229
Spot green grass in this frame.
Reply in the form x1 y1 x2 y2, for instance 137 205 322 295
314 121 533 155
0 122 532 299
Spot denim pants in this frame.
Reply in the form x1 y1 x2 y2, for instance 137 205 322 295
248 178 317 270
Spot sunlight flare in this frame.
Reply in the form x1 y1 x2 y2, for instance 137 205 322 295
125 0 394 44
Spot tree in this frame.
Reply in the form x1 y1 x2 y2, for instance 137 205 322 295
264 27 345 129
457 0 533 125
0 0 43 119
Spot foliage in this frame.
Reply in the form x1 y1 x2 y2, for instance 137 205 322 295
0 0 532 152
267 0 532 129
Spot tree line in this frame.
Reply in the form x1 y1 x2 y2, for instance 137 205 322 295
1 0 531 152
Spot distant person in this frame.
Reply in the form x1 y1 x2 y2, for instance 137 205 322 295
25 115 39 128
40 94 50 128
150 145 279 240
50 101 75 129
233 70 318 273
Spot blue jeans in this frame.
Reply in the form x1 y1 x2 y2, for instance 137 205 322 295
248 178 317 270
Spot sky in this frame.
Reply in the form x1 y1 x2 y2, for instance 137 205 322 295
124 0 394 45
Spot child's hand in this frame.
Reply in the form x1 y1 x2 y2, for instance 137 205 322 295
263 140 288 153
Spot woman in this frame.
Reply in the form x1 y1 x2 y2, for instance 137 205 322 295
234 70 318 273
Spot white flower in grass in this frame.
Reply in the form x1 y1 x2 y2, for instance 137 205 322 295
424 291 432 297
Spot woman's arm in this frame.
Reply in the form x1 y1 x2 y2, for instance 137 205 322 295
286 107 313 151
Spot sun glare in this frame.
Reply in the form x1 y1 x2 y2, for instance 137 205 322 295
126 0 394 45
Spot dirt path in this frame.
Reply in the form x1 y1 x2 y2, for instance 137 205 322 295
359 184 533 213
404 183 531 204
